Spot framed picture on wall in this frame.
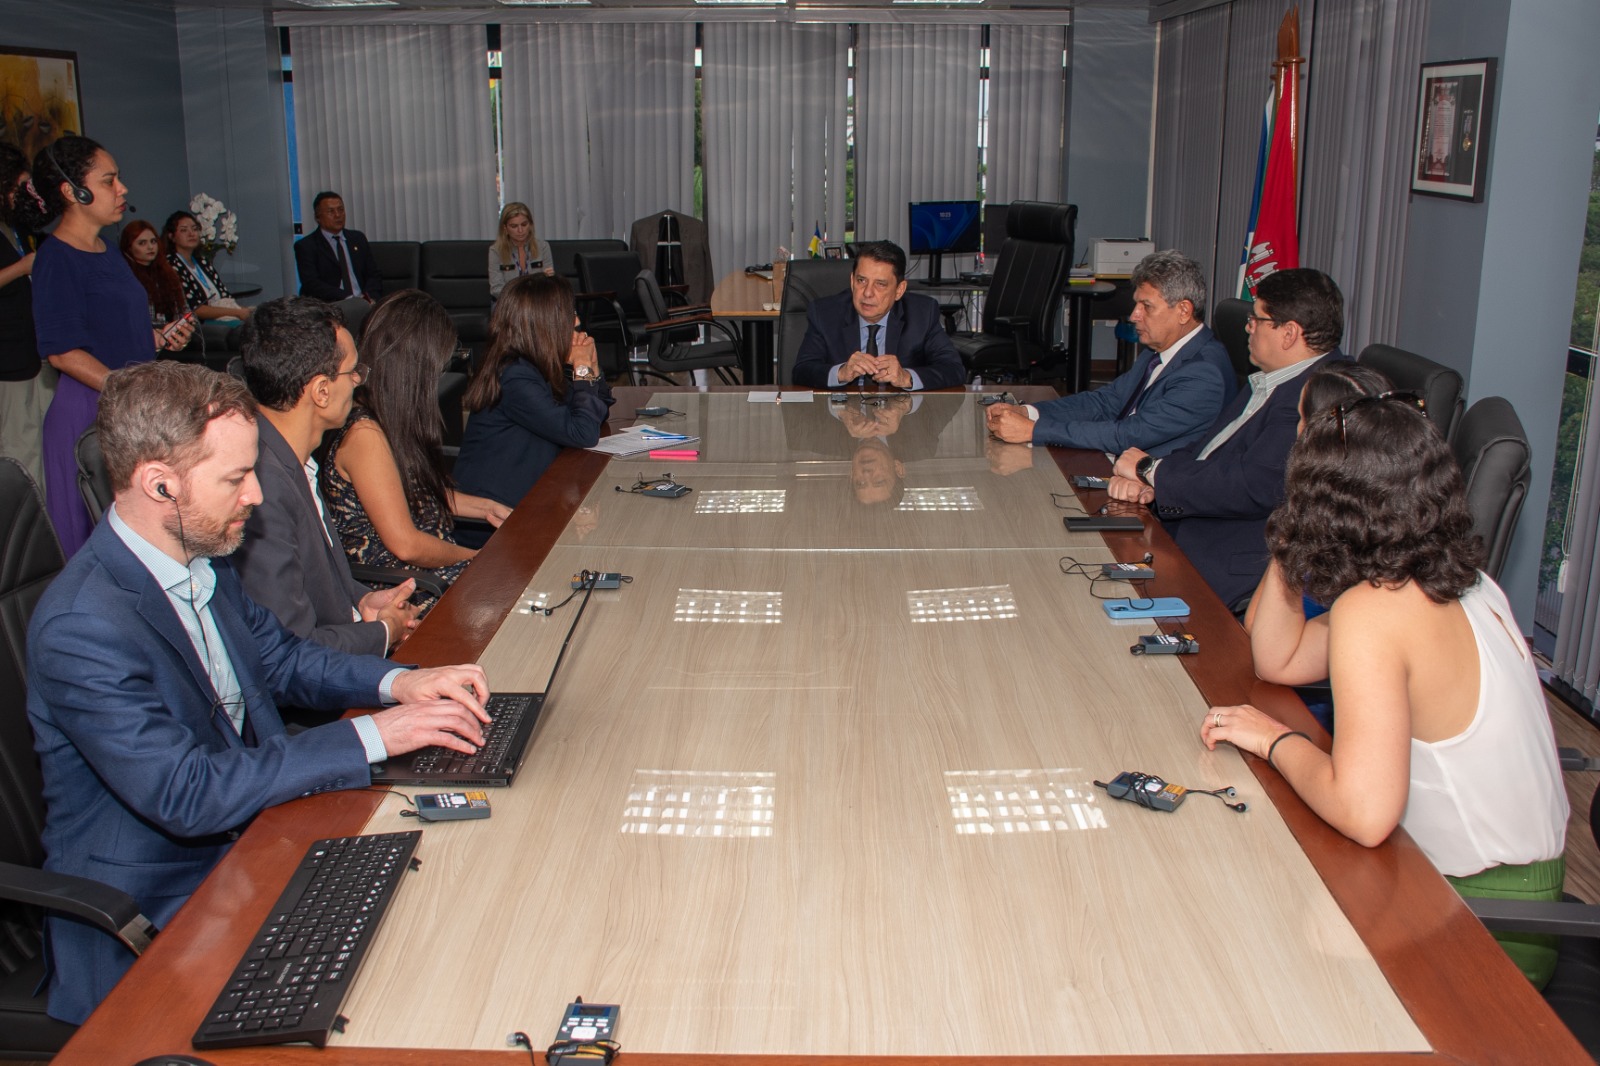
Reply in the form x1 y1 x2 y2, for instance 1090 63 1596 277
1411 57 1496 202
0 46 84 161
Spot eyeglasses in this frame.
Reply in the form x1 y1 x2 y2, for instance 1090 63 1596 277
1327 391 1426 446
334 362 370 385
1244 314 1282 330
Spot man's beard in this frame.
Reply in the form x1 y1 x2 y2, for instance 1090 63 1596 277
163 502 254 558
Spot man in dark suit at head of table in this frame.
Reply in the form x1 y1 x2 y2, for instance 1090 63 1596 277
790 240 967 393
293 190 382 333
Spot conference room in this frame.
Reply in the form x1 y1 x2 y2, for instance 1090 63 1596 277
3 0 1600 1063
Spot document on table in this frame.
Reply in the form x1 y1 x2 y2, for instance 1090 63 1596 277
589 425 701 457
747 391 815 403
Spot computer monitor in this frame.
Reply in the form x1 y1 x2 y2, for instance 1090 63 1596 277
908 200 980 281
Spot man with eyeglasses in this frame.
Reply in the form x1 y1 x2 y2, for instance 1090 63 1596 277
791 240 967 392
985 250 1236 454
1106 267 1345 611
233 297 420 658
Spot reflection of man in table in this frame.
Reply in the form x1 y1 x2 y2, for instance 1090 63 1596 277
783 393 960 506
791 240 967 391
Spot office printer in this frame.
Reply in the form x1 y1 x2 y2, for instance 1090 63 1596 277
1092 239 1155 278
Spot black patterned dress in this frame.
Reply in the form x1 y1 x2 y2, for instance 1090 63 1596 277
321 409 470 591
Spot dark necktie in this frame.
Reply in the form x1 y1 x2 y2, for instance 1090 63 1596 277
856 323 880 390
1117 354 1161 419
334 235 353 294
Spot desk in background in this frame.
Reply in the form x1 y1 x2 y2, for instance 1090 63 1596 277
52 387 1589 1065
711 270 781 385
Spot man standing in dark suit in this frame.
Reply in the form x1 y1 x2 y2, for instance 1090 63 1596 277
792 240 966 391
26 360 489 1023
234 297 419 655
293 191 382 330
985 250 1237 457
1107 268 1345 610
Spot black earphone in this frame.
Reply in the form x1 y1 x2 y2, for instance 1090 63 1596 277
157 483 174 501
42 141 93 207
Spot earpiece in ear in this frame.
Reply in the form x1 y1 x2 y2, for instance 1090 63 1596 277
157 483 173 500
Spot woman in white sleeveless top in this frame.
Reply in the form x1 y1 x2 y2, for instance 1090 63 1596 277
1203 371 1568 986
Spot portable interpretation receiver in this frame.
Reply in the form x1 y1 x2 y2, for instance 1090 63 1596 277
1130 632 1199 655
1095 771 1247 814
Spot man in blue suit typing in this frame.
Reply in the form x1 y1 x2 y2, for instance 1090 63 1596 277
1107 268 1345 611
26 361 492 1024
791 240 967 391
984 250 1236 456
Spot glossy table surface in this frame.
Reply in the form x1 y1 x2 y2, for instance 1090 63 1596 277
53 388 1589 1065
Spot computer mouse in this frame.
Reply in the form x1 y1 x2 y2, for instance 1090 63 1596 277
132 1056 217 1066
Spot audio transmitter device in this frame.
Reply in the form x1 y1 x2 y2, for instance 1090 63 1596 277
571 572 625 590
1071 475 1110 489
556 1000 620 1044
1102 771 1187 812
639 481 690 498
1100 561 1154 580
414 792 492 821
1131 632 1200 655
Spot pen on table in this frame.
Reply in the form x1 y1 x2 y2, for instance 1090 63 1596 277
649 449 699 460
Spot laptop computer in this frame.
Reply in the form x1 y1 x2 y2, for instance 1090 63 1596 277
369 572 605 787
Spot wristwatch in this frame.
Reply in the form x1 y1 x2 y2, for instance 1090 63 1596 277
573 364 593 380
1135 455 1157 487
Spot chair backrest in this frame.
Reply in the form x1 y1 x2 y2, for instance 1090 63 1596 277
776 258 854 385
980 201 1075 342
576 251 649 321
0 459 64 875
420 241 491 344
75 426 112 525
634 270 741 377
438 371 468 450
369 241 421 294
1453 396 1531 582
1211 298 1254 389
1359 342 1465 443
549 239 630 287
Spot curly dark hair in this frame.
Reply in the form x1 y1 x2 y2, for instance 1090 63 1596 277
1268 391 1482 605
239 296 347 411
1298 360 1392 422
30 135 102 218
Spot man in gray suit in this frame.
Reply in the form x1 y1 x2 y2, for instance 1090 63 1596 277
234 297 418 655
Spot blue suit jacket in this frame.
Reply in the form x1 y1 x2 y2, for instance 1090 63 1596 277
26 520 391 1023
1031 326 1237 456
1152 351 1342 609
293 228 382 304
791 290 967 391
453 363 615 508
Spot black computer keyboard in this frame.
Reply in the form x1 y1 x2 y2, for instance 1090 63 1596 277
192 831 422 1050
409 691 537 777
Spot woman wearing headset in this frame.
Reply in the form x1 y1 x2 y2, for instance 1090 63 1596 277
31 136 192 555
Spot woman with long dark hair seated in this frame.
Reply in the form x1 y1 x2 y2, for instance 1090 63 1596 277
452 274 613 508
320 290 509 589
1203 370 1567 986
162 209 250 324
119 220 186 326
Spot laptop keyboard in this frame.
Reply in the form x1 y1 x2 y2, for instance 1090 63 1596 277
192 831 422 1050
407 691 536 776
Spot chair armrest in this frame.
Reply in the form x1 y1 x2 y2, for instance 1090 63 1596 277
665 303 711 318
1558 746 1600 771
452 517 495 534
1469 896 1600 938
0 860 155 954
644 312 715 332
350 564 449 604
994 315 1034 334
573 290 618 304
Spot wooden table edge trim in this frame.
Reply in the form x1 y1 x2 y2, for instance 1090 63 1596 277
53 390 1585 1065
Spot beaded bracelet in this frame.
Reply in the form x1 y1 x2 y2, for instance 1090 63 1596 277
1267 730 1311 770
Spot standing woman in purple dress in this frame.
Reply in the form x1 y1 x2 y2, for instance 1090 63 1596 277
29 136 190 555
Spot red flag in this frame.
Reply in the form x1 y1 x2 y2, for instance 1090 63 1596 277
1245 14 1302 294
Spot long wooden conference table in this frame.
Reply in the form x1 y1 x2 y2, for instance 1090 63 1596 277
54 387 1588 1064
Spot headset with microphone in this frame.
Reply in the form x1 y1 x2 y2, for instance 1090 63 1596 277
43 141 93 207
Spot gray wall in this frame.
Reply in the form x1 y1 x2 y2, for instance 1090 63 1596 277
1395 0 1600 625
1 0 191 232
175 7 296 300
1065 6 1156 359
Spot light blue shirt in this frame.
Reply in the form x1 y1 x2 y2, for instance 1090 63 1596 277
107 505 394 762
824 312 925 391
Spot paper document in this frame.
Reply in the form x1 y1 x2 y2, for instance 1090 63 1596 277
589 425 701 458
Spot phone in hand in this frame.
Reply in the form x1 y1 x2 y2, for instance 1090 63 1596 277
160 310 196 342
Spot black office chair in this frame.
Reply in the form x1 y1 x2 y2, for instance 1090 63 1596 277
776 259 854 385
1359 343 1465 443
1211 297 1254 390
550 238 629 289
74 424 109 525
419 241 491 361
0 458 155 1059
574 250 650 379
951 201 1076 383
633 271 742 385
1452 396 1532 582
369 241 422 295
